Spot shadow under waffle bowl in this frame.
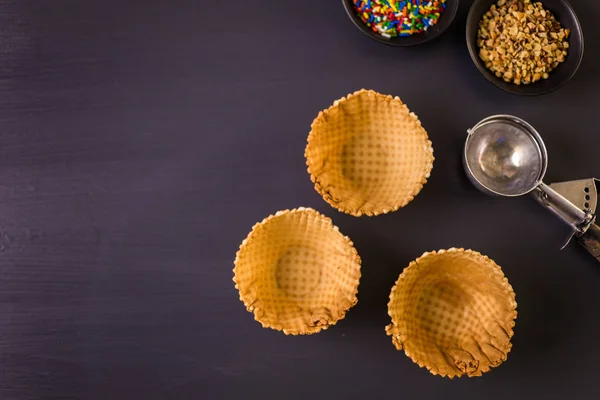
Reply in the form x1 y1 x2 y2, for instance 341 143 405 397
305 89 434 217
386 248 517 378
233 208 362 335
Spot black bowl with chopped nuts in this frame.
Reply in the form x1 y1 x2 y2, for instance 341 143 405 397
466 0 584 95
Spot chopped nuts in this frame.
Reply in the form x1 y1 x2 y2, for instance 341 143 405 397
477 0 570 85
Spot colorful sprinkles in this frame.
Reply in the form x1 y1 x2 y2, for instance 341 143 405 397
352 0 447 38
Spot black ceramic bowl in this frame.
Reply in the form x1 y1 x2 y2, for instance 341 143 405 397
342 0 459 46
466 0 584 95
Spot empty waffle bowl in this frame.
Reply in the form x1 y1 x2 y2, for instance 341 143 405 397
305 89 434 217
233 208 362 335
386 248 517 378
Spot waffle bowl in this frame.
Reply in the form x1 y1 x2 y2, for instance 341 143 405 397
386 248 517 378
305 89 434 217
233 208 362 335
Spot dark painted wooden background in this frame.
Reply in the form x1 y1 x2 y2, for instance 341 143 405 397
1 0 599 399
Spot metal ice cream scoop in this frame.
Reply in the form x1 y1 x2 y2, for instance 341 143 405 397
463 115 600 261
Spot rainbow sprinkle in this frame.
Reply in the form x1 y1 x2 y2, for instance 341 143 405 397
352 0 447 38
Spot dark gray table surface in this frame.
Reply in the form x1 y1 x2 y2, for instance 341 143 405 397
1 0 599 399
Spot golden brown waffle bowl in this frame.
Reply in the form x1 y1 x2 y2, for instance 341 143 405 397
305 89 434 217
386 248 517 378
233 208 362 335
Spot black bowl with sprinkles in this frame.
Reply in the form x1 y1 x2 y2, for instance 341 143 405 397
342 0 459 46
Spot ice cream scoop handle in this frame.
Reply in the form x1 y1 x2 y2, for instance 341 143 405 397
577 223 600 261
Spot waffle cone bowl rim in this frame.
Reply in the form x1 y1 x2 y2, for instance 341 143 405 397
385 247 518 378
233 207 362 335
305 88 435 217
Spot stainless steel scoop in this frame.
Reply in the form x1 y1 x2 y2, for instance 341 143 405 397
464 115 600 261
